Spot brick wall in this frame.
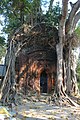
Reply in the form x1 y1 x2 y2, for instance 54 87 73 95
15 49 57 94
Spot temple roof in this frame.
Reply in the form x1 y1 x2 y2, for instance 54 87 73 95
12 23 59 48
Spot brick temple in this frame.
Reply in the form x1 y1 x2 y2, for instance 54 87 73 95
14 23 59 94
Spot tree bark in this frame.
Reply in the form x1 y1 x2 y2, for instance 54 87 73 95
71 51 79 95
56 43 63 96
63 61 67 92
56 0 68 97
72 11 80 32
0 41 16 103
10 42 16 87
66 42 72 95
31 13 34 26
66 0 80 34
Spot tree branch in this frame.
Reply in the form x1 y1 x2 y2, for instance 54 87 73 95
66 0 80 34
72 11 80 31
59 0 69 43
48 0 54 12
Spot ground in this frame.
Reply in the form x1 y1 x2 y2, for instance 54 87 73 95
0 93 80 120
0 94 80 120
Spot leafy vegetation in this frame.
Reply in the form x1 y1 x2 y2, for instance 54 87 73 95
0 0 42 35
0 0 61 35
0 36 6 61
75 22 80 40
44 2 61 27
0 0 43 59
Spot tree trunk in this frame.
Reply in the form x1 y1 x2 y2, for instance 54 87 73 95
56 43 63 97
71 51 79 95
10 42 16 87
0 41 16 103
63 61 67 92
56 0 68 97
31 13 34 26
65 0 80 34
71 69 79 95
66 42 72 95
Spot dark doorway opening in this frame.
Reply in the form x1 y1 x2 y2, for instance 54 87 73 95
40 70 47 93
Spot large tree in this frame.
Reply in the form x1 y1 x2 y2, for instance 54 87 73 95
55 0 80 106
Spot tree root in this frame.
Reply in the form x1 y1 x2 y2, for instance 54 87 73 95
51 93 80 107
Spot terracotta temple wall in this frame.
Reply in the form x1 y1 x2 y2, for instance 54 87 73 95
15 50 57 93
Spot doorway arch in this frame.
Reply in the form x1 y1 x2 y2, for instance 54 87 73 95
40 70 48 93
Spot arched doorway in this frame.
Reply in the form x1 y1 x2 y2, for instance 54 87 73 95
40 70 48 93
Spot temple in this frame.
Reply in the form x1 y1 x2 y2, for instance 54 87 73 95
14 23 59 94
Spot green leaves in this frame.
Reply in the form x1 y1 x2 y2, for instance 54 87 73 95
0 0 61 36
75 26 80 39
0 36 6 46
44 2 61 27
0 36 6 60
0 0 43 35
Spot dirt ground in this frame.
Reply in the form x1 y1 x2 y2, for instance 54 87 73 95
10 93 80 120
0 93 80 120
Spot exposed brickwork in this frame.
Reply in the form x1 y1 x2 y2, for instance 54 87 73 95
15 49 57 94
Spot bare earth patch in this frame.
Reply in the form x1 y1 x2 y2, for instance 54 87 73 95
11 94 80 120
0 93 80 120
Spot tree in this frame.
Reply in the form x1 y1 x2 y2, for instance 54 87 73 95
56 0 80 101
0 0 42 35
56 0 68 97
44 1 61 27
0 0 31 35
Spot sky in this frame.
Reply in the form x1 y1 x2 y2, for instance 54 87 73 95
42 0 78 13
54 0 78 4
